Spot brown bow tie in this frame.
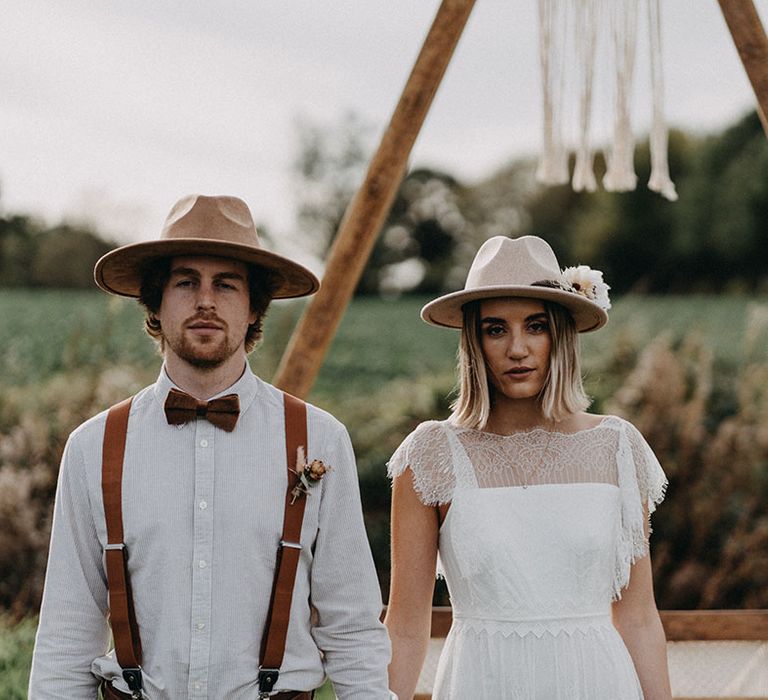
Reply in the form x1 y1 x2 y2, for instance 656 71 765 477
164 388 240 432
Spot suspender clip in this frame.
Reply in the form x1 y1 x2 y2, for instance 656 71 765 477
258 666 280 695
105 543 126 551
122 666 143 697
279 540 302 550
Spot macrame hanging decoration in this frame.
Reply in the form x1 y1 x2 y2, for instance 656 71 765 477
536 0 677 201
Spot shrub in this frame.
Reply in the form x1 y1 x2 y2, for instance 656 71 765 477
0 615 36 698
607 315 768 608
0 366 154 615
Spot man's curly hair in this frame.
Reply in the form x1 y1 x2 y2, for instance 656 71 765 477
138 257 279 353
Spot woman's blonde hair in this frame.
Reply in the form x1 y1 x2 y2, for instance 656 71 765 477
449 298 590 428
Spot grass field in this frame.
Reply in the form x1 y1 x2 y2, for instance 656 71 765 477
2 290 766 393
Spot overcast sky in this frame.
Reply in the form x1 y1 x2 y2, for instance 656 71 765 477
2 0 766 264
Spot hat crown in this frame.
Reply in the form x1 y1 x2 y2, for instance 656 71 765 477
162 194 262 247
93 193 320 299
419 234 608 332
465 235 561 290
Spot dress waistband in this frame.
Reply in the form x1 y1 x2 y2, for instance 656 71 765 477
454 610 611 624
451 611 613 638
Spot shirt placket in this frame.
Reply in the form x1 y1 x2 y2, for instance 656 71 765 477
188 419 215 698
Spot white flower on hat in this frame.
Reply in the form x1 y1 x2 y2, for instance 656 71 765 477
562 265 611 310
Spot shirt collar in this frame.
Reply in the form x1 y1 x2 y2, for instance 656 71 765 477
153 362 261 417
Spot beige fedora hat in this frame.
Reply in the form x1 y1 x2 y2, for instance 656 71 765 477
94 194 320 299
421 235 610 332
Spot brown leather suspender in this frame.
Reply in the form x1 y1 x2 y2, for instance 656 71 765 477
258 393 309 697
102 397 143 698
101 392 309 699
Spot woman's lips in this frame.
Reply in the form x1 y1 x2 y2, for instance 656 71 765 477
505 367 535 377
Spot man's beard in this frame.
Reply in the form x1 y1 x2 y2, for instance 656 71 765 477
165 324 239 370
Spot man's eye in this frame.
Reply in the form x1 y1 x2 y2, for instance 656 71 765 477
176 279 193 287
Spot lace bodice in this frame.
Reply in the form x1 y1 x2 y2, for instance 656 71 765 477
388 416 667 601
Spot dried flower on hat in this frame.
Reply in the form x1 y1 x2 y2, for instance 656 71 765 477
290 447 331 504
562 265 611 311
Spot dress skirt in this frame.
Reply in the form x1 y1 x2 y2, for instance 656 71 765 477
433 617 644 699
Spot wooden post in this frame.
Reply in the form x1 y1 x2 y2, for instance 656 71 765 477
718 0 768 137
273 0 476 397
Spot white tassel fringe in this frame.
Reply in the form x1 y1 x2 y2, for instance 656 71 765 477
535 0 676 199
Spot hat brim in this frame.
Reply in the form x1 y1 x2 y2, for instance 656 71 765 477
94 238 320 299
421 285 608 332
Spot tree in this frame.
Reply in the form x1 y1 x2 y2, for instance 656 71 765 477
293 112 372 260
292 110 768 296
518 131 696 294
293 115 479 295
673 112 768 291
31 225 113 288
0 215 38 287
0 215 114 289
374 168 472 294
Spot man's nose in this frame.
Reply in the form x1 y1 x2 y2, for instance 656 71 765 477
195 283 216 309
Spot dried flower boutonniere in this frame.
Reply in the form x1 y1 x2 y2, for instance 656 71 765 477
290 446 331 504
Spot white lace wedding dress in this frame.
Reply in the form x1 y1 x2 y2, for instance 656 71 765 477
388 416 667 699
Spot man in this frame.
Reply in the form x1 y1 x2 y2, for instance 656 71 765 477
29 194 392 699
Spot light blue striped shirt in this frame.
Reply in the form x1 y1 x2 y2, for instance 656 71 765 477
30 365 391 698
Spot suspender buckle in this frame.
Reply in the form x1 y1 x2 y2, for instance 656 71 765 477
122 666 143 697
258 666 280 695
105 543 126 551
279 540 302 550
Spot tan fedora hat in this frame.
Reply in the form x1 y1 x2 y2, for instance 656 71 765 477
94 194 320 299
421 235 610 332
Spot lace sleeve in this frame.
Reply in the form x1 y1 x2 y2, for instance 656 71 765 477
387 421 455 505
613 420 668 598
625 422 668 514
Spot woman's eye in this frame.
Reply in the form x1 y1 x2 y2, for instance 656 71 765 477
528 322 549 333
485 325 505 337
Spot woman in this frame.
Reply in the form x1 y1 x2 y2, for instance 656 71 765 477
385 236 672 699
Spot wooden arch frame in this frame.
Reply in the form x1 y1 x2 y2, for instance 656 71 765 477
274 0 768 398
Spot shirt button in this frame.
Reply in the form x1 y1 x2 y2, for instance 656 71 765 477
200 439 208 448
194 682 201 690
199 560 207 569
196 622 205 630
199 500 208 510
